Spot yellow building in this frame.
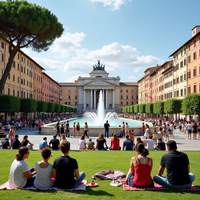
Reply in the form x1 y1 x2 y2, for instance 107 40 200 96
138 77 145 104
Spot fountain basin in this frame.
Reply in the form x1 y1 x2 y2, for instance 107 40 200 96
41 118 153 136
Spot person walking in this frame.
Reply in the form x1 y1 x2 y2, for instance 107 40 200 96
84 122 89 138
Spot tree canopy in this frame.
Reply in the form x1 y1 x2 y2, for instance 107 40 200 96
0 0 64 93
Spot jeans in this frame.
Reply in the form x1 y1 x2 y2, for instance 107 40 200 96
122 130 125 137
24 168 36 188
153 173 195 189
105 129 109 138
141 130 145 136
66 129 70 137
97 147 108 151
70 172 85 189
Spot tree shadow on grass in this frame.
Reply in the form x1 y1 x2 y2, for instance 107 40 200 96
30 187 114 196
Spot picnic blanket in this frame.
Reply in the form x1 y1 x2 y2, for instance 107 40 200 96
123 183 199 191
92 170 126 180
0 180 87 191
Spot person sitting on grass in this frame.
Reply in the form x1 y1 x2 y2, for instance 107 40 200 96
33 147 54 188
123 135 134 151
12 135 21 149
87 138 95 150
39 137 48 150
110 133 121 150
154 138 166 151
95 133 108 150
2 137 11 149
123 143 154 188
49 135 60 150
153 140 195 189
21 135 34 150
53 141 85 189
61 134 67 143
9 146 36 188
78 135 87 150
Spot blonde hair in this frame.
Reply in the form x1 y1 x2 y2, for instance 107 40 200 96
98 133 104 140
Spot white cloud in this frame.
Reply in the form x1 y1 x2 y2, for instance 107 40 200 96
51 32 88 57
128 76 137 79
33 57 63 71
90 0 131 10
64 60 95 73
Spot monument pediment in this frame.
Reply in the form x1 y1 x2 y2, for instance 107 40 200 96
85 78 113 86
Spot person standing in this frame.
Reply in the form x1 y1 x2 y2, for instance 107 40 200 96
9 126 16 147
53 141 85 189
125 123 129 135
66 121 70 137
60 124 65 141
187 121 193 140
56 120 60 137
38 121 42 134
76 122 80 137
73 122 76 137
104 120 110 138
141 123 145 136
192 122 198 139
121 122 125 137
153 140 195 189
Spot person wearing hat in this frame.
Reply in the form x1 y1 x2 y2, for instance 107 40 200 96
123 143 154 188
153 140 195 189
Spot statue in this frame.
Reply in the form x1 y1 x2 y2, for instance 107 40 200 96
93 60 105 71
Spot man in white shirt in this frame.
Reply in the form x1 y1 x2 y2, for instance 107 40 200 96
143 136 155 151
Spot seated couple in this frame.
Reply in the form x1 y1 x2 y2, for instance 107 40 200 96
8 141 85 189
124 140 195 189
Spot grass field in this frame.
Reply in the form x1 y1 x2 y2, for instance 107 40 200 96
0 150 199 200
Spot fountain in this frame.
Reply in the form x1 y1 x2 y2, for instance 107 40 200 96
83 90 118 126
42 91 153 136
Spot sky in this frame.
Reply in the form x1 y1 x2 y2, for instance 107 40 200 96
20 0 200 83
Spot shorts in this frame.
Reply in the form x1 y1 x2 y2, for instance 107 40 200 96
144 132 149 138
38 127 41 131
9 136 15 140
187 129 191 134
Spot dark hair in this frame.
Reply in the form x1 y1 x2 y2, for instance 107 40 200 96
89 138 92 142
167 140 177 150
126 134 129 139
149 135 153 139
16 146 29 161
43 137 47 140
61 141 70 153
136 143 149 157
158 138 162 141
53 135 57 138
22 135 28 142
15 134 19 138
159 127 162 131
41 147 51 159
113 133 117 139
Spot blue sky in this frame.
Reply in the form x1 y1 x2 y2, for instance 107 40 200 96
22 0 200 83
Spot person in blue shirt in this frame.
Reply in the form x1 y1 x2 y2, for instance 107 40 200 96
39 137 48 150
123 135 134 150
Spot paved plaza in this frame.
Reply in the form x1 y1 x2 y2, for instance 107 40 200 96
3 126 200 151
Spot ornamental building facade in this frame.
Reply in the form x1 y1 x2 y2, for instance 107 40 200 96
59 61 138 113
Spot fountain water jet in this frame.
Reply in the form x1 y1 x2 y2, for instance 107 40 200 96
83 90 118 126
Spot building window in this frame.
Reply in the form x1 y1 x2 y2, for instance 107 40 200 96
75 95 77 100
193 52 196 60
131 95 133 99
8 88 10 95
24 67 26 74
131 90 133 93
65 102 67 105
75 102 77 105
176 77 179 84
188 44 190 51
61 90 62 93
188 55 190 63
177 90 179 97
21 78 23 84
1 53 4 62
131 102 133 105
180 75 183 82
194 83 196 93
121 102 123 105
188 70 191 79
181 89 183 96
136 95 138 99
68 90 71 93
68 95 70 100
18 63 19 70
68 102 71 105
17 90 19 97
121 95 123 99
21 91 23 98
21 66 23 72
1 41 4 49
126 101 128 105
126 95 128 99
75 90 77 93
27 93 29 98
184 87 186 96
184 72 186 81
13 61 15 68
184 59 186 66
194 40 196 47
126 90 128 93
27 80 28 86
8 73 10 80
121 90 122 93
13 89 15 96
188 85 190 94
17 77 19 83
24 91 25 98
193 67 196 77
13 75 15 82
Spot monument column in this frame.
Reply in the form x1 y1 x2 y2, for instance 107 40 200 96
91 89 93 109
112 89 115 109
84 89 86 109
106 89 108 109
94 89 96 109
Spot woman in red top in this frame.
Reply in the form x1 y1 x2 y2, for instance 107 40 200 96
124 143 154 188
110 133 121 150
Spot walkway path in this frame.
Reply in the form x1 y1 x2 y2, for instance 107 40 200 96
4 128 200 151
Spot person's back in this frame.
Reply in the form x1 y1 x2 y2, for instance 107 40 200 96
12 137 21 149
161 151 190 185
111 138 120 150
158 141 166 150
39 139 47 150
123 136 133 150
49 136 59 150
143 137 155 151
87 140 94 150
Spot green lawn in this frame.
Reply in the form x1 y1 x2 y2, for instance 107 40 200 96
0 150 200 200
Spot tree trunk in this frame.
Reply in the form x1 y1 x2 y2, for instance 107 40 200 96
0 45 19 94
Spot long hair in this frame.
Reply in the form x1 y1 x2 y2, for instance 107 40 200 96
15 146 29 161
21 135 28 142
98 133 104 140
